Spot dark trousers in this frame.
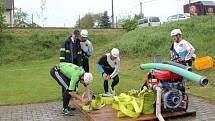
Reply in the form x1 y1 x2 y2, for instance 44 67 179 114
104 75 119 93
83 57 89 72
50 66 71 109
103 68 119 93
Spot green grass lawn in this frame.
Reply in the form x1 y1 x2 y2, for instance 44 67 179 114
0 55 147 105
0 55 214 105
0 16 215 105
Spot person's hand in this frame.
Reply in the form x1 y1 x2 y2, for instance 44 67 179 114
106 75 110 80
55 64 60 70
102 73 110 80
82 98 91 104
178 57 185 61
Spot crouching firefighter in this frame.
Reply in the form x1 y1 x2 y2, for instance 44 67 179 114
50 62 93 116
98 48 120 97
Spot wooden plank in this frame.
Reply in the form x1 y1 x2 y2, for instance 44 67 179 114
73 99 196 121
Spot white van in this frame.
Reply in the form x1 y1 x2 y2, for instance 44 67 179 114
138 16 161 27
167 14 190 22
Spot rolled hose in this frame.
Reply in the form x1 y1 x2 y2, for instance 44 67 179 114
140 63 208 86
162 61 192 71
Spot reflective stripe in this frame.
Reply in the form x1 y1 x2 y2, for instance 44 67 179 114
55 71 68 89
77 51 82 54
66 50 70 53
60 48 65 51
59 57 65 60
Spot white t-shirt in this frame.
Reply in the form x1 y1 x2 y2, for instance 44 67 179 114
174 39 195 60
80 39 93 56
106 53 120 79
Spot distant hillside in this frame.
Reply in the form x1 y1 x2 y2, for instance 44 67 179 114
0 29 125 64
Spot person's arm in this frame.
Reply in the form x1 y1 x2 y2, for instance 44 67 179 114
69 91 82 101
68 73 89 103
87 40 93 56
98 64 104 74
184 41 195 60
59 42 66 62
83 40 93 57
77 40 83 66
110 58 120 79
98 55 110 80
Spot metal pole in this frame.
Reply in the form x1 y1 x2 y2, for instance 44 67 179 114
115 16 117 28
112 0 114 28
189 0 191 12
12 0 14 27
79 14 81 29
32 13 34 25
140 2 143 18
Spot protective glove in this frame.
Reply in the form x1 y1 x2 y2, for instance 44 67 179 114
102 73 110 80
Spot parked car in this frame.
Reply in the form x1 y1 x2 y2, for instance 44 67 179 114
167 14 190 22
138 16 161 27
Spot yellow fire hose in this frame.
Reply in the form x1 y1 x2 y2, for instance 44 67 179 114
82 90 155 118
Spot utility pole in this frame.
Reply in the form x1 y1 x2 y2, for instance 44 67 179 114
189 0 191 10
111 0 114 28
140 2 143 18
115 16 118 28
32 13 34 25
79 15 81 29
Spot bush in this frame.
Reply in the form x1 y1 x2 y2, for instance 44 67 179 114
122 15 140 32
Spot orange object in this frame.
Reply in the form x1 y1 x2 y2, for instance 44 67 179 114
151 79 158 86
106 75 110 80
194 56 213 70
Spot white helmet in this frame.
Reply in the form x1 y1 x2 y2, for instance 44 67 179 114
81 29 88 37
171 29 182 36
83 72 93 85
111 48 119 57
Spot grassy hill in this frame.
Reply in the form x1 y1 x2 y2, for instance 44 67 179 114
0 16 214 105
0 28 124 64
105 15 215 103
106 15 215 59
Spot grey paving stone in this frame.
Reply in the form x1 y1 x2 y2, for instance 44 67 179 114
0 95 214 121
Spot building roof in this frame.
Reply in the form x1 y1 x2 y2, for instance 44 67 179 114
196 1 215 6
2 0 14 10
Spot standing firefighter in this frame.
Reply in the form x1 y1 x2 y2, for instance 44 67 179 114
98 48 120 97
50 62 93 116
59 30 83 97
59 29 83 66
170 29 196 66
80 29 93 72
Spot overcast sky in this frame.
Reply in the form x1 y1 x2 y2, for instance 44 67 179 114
15 0 215 27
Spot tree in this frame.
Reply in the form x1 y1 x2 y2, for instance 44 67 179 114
122 15 141 32
100 11 111 28
37 0 47 27
80 13 94 29
74 13 103 29
0 1 6 31
92 13 102 28
14 8 30 27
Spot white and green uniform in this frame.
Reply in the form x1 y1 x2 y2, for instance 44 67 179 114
59 62 85 91
50 62 85 109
